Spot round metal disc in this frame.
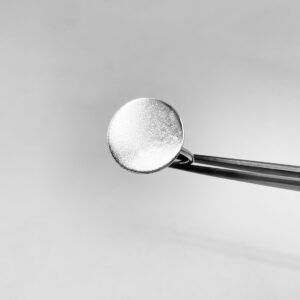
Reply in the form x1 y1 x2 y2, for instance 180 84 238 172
107 98 184 173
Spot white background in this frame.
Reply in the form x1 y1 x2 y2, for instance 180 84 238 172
1 0 300 298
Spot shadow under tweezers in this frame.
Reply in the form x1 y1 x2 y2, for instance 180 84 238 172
170 163 300 192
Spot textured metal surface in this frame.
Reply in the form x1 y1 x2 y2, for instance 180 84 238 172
107 98 184 173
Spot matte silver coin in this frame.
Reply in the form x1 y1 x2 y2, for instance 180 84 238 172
107 98 184 173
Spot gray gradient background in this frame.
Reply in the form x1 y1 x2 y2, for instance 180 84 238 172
1 0 300 299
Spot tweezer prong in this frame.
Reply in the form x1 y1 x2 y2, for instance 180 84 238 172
193 154 300 179
171 153 300 190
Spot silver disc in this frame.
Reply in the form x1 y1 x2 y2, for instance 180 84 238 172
107 98 184 173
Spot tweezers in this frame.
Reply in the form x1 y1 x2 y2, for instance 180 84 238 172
171 152 300 191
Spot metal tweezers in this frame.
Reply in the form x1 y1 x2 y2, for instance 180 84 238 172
171 152 300 191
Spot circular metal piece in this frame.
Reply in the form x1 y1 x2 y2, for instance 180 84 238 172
107 98 184 173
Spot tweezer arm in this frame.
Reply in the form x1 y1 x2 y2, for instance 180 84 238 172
170 154 300 191
193 155 300 179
